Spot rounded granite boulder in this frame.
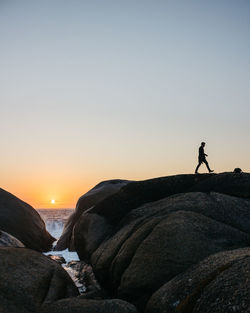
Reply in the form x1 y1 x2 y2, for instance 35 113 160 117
145 248 250 313
73 174 213 261
0 188 55 251
55 179 131 251
0 247 79 313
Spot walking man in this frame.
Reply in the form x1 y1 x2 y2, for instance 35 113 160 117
195 142 214 174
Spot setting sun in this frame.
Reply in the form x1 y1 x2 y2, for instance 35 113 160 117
51 199 55 204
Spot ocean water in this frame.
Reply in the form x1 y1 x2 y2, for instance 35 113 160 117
37 209 79 262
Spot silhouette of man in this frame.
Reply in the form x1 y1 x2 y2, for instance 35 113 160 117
195 142 214 174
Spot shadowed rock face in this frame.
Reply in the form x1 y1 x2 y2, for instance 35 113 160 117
0 247 78 313
0 188 55 251
0 230 24 247
145 248 250 313
73 174 213 261
0 247 138 313
39 298 138 313
91 193 250 310
55 179 131 251
71 172 250 311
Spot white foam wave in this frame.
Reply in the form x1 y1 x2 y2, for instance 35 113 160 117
46 219 64 239
38 209 79 262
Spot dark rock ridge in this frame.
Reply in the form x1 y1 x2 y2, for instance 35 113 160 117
69 172 250 311
188 172 250 198
55 179 131 251
145 248 250 313
0 188 55 251
0 230 24 247
0 247 138 313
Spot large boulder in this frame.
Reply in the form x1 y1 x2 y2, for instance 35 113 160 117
0 230 24 247
72 173 250 311
0 247 78 313
0 188 55 251
146 248 250 313
73 174 213 261
55 179 131 250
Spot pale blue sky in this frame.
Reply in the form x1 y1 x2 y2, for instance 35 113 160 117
0 0 250 207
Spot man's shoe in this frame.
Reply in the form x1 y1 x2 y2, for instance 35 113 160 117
209 170 214 173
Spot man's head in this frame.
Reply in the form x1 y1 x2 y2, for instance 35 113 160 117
201 142 206 147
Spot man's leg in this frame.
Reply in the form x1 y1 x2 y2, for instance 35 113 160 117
195 162 202 173
204 159 213 173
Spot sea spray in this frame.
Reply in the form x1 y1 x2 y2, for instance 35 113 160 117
37 208 84 292
37 209 79 262
45 219 64 239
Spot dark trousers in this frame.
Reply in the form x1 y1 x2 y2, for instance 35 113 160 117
195 158 211 173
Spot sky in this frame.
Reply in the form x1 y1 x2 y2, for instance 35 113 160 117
0 0 250 208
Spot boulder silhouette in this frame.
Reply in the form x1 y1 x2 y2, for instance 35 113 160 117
71 173 250 311
55 179 131 251
0 188 55 251
73 174 213 261
146 248 250 313
0 247 78 313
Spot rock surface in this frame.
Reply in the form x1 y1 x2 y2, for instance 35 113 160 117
92 192 250 310
73 174 213 261
48 254 66 264
0 247 138 313
64 260 103 296
189 172 250 198
0 230 24 247
39 298 138 313
0 188 55 251
55 179 131 251
0 247 78 313
145 248 250 313
71 172 250 311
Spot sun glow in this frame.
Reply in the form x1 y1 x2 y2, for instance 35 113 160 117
51 199 55 204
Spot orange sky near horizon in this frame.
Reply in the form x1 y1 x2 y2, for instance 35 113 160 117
2 136 250 209
0 170 167 209
3 155 250 209
1 178 91 209
1 158 199 209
